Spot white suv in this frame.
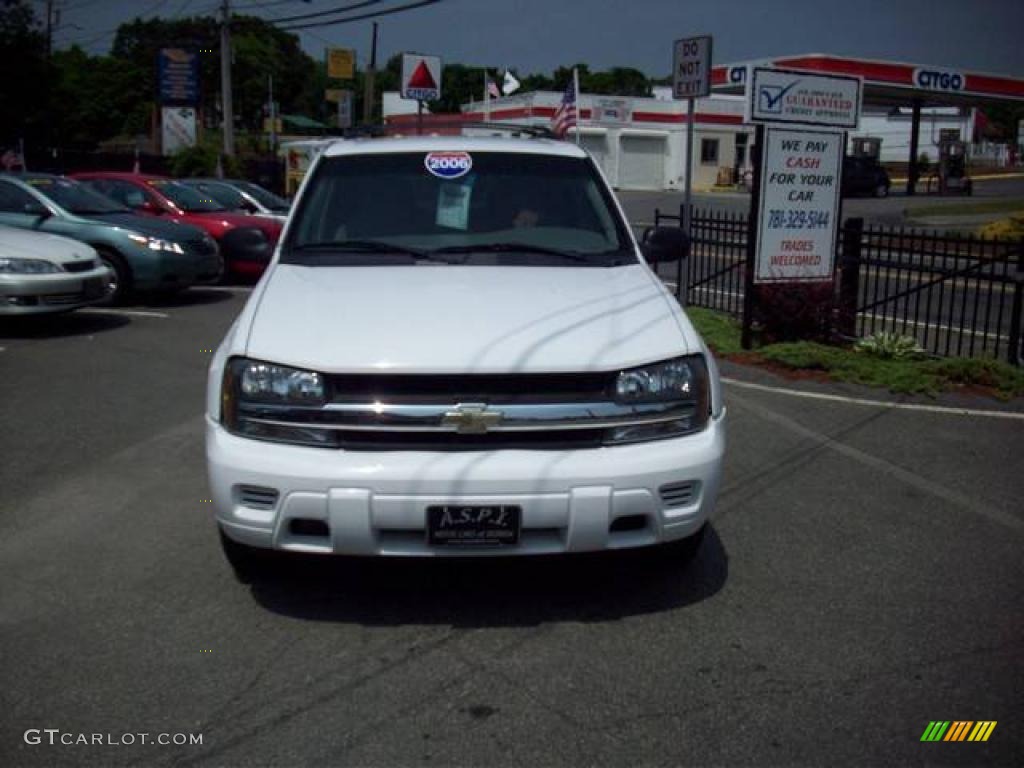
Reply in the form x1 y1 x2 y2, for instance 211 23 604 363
206 135 725 578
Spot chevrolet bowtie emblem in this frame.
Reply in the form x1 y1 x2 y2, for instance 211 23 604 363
442 403 503 434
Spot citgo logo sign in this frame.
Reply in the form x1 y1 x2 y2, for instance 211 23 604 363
914 68 964 92
424 151 472 179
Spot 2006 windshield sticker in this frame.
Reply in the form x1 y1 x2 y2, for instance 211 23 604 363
424 151 472 179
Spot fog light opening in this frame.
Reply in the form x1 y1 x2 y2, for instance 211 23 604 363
289 518 330 538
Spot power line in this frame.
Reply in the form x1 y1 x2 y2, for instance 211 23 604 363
277 0 443 31
267 0 383 25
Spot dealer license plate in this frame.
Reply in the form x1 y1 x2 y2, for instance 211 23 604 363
426 505 521 547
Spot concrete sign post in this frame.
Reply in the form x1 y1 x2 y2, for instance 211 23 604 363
672 35 712 276
755 127 844 283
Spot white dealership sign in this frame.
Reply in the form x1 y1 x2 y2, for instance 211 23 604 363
161 106 197 156
755 127 843 284
748 68 861 129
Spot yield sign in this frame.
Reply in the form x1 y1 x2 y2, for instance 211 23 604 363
401 53 442 101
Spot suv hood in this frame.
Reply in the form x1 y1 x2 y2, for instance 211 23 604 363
244 264 691 374
79 212 207 242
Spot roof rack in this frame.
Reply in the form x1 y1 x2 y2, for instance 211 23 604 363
340 121 558 140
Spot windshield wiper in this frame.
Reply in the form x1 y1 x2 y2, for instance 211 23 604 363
290 240 459 263
432 242 606 264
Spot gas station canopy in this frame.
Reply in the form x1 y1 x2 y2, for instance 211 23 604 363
710 54 1024 194
711 53 1024 108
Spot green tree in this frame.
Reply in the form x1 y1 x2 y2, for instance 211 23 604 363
0 0 49 146
110 14 318 134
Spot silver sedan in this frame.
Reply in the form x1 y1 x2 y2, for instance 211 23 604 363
0 225 112 314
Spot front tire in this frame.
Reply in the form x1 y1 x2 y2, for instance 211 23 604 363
219 527 272 583
95 248 131 305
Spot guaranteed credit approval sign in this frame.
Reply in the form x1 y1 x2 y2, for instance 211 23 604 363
748 67 861 129
755 127 843 284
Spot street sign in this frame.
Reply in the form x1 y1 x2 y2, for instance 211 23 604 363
401 53 442 101
327 48 355 80
754 127 844 283
324 89 344 103
158 48 200 106
592 97 632 125
672 36 712 99
337 90 353 129
748 67 862 129
161 106 197 155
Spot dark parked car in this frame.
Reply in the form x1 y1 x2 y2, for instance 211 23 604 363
842 156 891 198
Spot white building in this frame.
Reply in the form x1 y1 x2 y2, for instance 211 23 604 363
460 91 753 192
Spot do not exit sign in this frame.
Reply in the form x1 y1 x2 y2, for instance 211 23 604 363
673 35 712 99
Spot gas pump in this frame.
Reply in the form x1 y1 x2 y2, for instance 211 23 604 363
850 137 882 161
930 138 973 195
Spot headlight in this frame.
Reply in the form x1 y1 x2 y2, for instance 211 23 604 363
606 355 710 444
239 361 324 403
128 233 184 254
0 257 62 274
222 358 331 447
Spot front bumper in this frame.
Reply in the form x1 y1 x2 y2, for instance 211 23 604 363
206 411 726 557
0 267 111 314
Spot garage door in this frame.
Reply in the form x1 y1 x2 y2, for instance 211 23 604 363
579 134 611 179
619 135 667 190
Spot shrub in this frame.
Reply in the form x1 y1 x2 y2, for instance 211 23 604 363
854 332 926 360
169 144 242 178
978 215 1024 240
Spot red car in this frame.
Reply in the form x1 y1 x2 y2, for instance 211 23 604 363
70 172 282 279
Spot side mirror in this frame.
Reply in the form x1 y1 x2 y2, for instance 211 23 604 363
641 226 690 265
23 202 51 220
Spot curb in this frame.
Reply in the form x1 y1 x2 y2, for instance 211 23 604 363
721 377 1024 420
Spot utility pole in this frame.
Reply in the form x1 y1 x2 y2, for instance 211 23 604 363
44 0 54 58
220 0 235 156
362 22 378 124
268 74 276 152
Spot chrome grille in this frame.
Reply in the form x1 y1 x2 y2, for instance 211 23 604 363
41 292 88 305
659 481 698 508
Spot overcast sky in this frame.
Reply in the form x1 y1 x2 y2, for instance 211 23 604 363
53 0 1024 78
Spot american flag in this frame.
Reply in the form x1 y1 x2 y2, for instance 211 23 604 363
486 76 500 100
551 74 577 138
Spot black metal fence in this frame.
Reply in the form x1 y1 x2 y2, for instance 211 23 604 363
652 206 1024 366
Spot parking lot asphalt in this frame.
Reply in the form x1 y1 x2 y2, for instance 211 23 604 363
1 286 1022 767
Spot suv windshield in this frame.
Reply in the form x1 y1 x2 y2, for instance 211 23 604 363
283 151 632 267
148 180 226 212
25 177 130 215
